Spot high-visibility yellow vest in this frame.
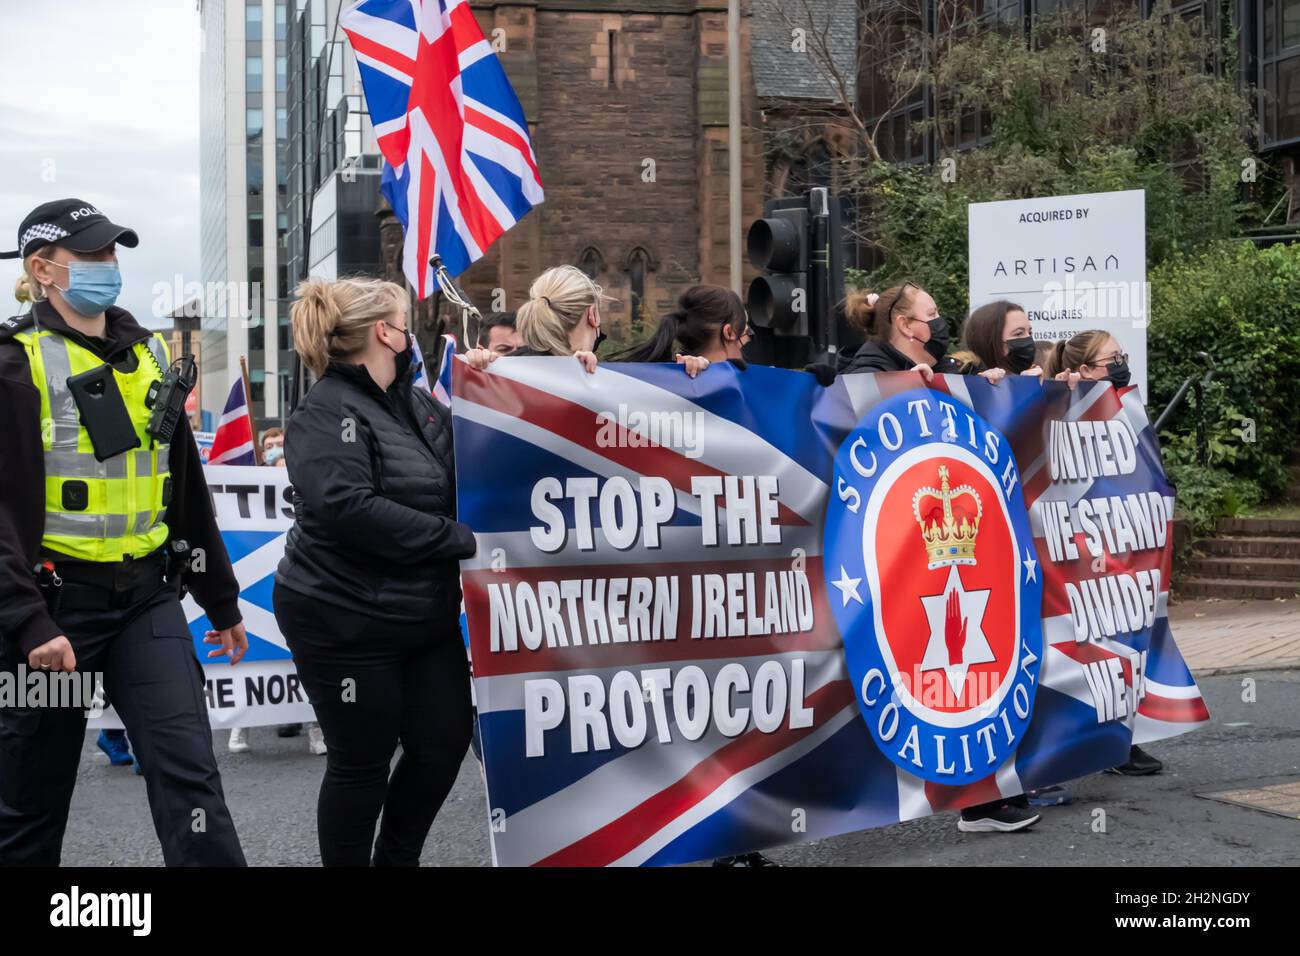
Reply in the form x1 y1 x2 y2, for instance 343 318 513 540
14 327 172 562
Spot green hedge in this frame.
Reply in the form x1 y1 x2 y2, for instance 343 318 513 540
1148 241 1300 519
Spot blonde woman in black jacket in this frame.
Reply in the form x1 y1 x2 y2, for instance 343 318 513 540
273 277 477 866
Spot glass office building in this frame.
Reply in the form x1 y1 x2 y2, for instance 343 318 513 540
200 0 381 425
198 0 291 429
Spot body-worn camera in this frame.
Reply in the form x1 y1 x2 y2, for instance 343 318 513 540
145 355 197 444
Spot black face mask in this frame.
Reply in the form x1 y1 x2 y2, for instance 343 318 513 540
388 330 414 382
923 317 951 363
1106 359 1131 389
593 329 607 352
1005 336 1036 374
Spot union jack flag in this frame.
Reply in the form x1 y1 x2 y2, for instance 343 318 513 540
341 0 544 296
451 360 1208 866
208 376 257 466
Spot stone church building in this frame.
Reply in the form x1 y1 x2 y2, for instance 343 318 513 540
408 0 860 343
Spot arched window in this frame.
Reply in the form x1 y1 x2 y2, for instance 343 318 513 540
577 246 605 281
624 246 654 326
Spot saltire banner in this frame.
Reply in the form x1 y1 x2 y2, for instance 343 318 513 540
91 465 313 730
452 360 1208 866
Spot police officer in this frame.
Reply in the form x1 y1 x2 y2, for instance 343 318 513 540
0 199 248 865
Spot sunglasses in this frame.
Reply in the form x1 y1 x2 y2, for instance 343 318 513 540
886 281 918 320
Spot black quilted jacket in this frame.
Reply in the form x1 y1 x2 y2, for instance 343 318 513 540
274 360 475 629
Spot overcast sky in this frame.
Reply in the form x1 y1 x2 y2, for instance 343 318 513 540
0 0 201 330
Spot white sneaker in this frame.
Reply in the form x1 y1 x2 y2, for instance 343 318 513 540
228 726 251 753
308 723 327 755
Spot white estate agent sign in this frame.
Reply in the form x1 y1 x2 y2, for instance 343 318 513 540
967 189 1147 398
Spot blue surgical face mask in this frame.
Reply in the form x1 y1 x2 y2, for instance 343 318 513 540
264 446 284 465
42 258 122 316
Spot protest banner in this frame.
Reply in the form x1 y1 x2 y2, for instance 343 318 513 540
90 465 313 730
453 359 1207 866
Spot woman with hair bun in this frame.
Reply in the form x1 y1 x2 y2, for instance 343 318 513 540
833 282 945 379
273 276 477 866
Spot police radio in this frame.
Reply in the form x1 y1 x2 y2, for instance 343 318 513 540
145 355 197 444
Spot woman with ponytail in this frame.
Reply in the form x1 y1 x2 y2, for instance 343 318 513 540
833 283 947 380
465 264 606 373
619 284 749 368
1042 329 1131 392
1035 328 1163 777
273 276 478 866
467 266 718 377
618 282 777 868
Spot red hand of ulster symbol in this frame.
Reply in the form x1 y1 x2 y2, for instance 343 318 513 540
944 588 968 665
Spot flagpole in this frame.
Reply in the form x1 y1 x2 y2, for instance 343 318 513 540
240 355 262 465
728 0 742 296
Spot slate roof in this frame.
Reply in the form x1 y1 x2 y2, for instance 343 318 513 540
751 0 859 104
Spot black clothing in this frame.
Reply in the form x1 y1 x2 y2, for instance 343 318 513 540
275 360 475 628
0 586 245 865
836 340 922 374
0 299 245 866
0 300 242 656
803 340 919 384
273 361 474 866
273 585 472 866
961 794 1031 821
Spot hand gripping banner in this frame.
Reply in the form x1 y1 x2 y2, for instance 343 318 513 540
452 360 1209 866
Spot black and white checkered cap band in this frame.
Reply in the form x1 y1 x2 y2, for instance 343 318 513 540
19 223 70 254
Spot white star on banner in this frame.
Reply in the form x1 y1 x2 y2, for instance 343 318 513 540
832 566 863 607
919 566 994 699
1023 547 1038 583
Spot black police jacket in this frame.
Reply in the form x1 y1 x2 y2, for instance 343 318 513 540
275 360 475 630
836 340 921 374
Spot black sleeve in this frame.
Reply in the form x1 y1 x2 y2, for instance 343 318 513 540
0 349 64 655
803 362 837 386
163 416 242 630
286 395 476 564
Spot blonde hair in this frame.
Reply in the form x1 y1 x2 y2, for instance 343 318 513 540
516 265 602 356
1044 329 1110 378
20 247 51 303
290 276 408 377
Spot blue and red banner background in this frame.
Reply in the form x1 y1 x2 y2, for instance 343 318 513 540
453 359 1208 866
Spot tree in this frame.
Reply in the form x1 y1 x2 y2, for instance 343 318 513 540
761 0 1282 312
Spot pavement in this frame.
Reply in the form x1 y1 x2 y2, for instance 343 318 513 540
54 598 1300 867
1167 596 1300 675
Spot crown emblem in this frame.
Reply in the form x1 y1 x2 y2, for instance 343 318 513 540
912 465 982 569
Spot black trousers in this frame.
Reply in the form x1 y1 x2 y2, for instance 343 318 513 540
0 586 246 866
273 585 472 866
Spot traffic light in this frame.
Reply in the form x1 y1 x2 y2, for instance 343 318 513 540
746 201 809 337
745 188 854 369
